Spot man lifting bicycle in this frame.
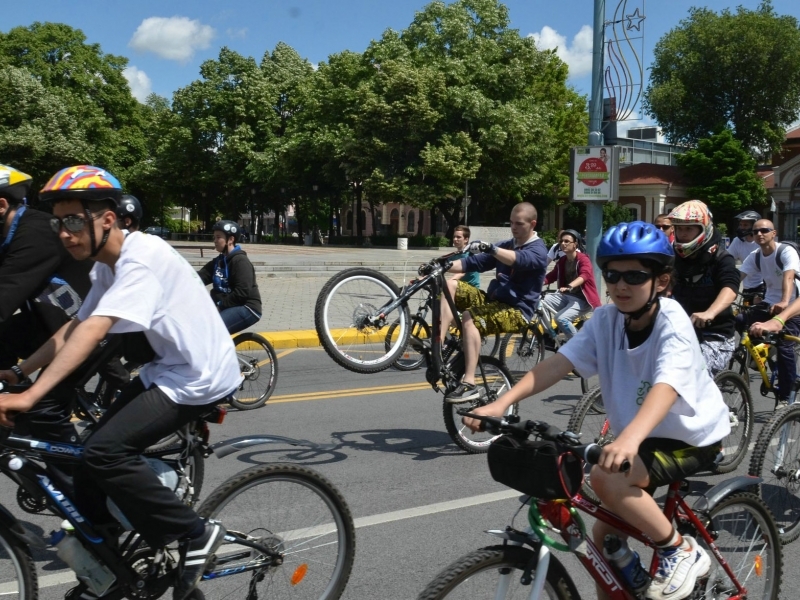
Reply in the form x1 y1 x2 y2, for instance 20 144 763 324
438 202 547 402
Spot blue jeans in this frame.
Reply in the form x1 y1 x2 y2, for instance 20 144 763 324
541 292 592 340
220 305 260 335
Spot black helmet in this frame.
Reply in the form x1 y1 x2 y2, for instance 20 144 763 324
118 194 142 223
734 210 761 222
560 229 584 251
212 220 239 241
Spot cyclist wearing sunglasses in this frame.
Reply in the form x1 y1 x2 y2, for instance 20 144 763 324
464 221 729 600
728 210 764 304
0 165 240 600
739 218 800 409
0 163 92 443
652 213 674 243
667 200 739 376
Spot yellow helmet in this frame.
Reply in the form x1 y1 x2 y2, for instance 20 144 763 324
0 164 33 204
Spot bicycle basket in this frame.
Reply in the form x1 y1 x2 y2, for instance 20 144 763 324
487 435 582 499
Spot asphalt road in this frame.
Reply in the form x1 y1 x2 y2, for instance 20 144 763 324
5 348 798 600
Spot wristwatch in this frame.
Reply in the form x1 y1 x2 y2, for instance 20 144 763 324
10 364 25 383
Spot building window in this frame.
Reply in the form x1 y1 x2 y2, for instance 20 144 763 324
408 211 415 233
623 203 640 221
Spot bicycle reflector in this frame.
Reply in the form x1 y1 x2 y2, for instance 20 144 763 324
203 406 227 424
291 564 309 586
755 555 763 577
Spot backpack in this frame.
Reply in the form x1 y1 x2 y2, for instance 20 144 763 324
754 241 800 281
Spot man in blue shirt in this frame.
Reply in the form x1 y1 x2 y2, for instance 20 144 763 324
440 202 547 402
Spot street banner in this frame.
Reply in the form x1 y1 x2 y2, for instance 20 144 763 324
569 146 620 202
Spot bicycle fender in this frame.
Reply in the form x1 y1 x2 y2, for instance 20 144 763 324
692 475 761 513
208 435 337 458
485 529 536 546
0 503 46 549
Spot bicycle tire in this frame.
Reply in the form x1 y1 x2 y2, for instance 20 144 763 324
566 386 611 504
498 326 545 383
711 370 753 474
692 492 782 600
196 463 355 600
231 333 278 410
0 521 37 600
579 373 599 395
748 404 800 544
417 544 578 600
442 356 518 454
387 316 430 371
483 332 501 358
314 268 410 374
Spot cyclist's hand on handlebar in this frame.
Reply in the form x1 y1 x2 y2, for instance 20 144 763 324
750 318 783 337
461 402 509 432
0 370 18 385
467 241 497 255
597 439 638 476
0 391 37 427
418 260 436 276
690 311 715 329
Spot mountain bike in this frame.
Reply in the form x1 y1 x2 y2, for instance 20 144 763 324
729 328 800 407
418 413 782 600
231 332 278 410
314 254 515 453
498 290 594 391
0 390 355 600
384 281 501 372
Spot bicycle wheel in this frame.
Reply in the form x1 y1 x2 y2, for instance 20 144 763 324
566 386 612 504
387 316 430 371
314 268 410 374
749 404 800 543
417 544 578 600
0 522 37 600
442 356 518 454
692 492 782 600
231 333 278 410
712 370 753 474
482 332 502 358
498 326 545 383
579 373 599 394
196 463 355 600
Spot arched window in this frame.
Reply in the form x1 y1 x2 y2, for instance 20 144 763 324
407 211 415 233
623 203 640 221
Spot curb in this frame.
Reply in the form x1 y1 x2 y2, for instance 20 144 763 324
259 328 393 349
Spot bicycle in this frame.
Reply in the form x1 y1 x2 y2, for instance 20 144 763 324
0 388 356 600
314 254 516 453
418 413 782 600
728 327 800 406
498 290 594 391
384 281 501 372
567 368 754 503
231 332 279 410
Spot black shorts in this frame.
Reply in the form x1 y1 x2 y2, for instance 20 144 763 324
639 437 722 493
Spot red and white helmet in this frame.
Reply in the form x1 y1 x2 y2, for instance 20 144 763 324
668 200 714 258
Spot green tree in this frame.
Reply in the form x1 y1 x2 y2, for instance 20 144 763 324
643 1 800 154
676 129 768 222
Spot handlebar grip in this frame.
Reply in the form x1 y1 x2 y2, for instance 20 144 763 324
583 443 630 472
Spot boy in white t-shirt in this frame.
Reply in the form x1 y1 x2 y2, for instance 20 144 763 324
728 210 763 303
464 221 730 600
0 166 240 600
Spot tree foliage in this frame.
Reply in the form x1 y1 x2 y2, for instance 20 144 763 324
643 1 800 154
676 129 768 222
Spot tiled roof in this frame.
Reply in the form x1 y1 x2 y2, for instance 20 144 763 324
619 163 688 186
785 126 800 140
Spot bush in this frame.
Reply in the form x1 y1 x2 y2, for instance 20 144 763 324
540 229 559 248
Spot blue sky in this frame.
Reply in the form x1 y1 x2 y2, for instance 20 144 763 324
5 0 800 134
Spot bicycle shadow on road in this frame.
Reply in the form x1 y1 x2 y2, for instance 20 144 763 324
227 443 349 467
329 428 466 461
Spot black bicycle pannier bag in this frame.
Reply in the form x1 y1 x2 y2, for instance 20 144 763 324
487 435 582 499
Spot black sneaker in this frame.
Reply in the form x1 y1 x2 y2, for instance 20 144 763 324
444 383 480 404
174 520 227 600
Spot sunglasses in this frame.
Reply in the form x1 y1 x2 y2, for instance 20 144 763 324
655 224 672 231
753 228 774 235
50 213 98 234
602 269 653 285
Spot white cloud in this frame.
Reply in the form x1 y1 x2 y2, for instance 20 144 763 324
123 66 152 102
226 27 247 39
529 25 593 79
129 16 215 63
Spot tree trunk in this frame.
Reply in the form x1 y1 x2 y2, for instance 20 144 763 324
355 184 364 246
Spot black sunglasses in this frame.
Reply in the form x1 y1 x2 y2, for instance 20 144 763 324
602 269 653 285
655 224 672 231
50 214 98 234
753 228 774 235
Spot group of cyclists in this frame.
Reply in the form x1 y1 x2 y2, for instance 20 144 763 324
0 156 795 600
0 163 262 600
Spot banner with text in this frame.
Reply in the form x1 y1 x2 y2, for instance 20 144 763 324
569 146 620 202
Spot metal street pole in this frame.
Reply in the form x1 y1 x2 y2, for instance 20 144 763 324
586 0 606 289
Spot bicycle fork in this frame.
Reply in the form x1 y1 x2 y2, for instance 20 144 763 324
485 528 552 600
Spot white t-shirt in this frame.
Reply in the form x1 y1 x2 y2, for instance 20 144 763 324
739 243 800 305
727 237 761 288
559 298 730 447
77 232 241 405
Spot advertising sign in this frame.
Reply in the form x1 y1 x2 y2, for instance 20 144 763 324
569 146 620 202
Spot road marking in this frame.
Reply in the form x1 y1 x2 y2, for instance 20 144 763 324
269 381 432 403
275 348 297 359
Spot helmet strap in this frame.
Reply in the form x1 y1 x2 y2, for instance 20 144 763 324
85 206 110 258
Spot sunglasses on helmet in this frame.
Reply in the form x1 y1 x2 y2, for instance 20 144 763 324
602 269 653 285
50 213 101 234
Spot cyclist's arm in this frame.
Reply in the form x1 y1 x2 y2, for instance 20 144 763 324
690 287 737 326
463 353 574 430
751 296 800 335
599 383 677 473
773 269 796 314
448 259 465 274
197 259 215 285
217 257 258 309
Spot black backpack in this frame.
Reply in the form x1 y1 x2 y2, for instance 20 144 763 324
754 241 800 280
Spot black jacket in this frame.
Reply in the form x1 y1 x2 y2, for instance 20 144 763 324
0 207 92 336
198 246 262 315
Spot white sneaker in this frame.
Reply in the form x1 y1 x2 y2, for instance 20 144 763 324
645 536 710 600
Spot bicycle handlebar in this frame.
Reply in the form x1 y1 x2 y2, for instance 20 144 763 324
459 411 630 472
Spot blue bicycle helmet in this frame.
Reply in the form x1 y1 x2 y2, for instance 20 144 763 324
596 221 674 270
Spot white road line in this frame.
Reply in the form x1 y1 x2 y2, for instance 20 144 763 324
34 489 520 590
